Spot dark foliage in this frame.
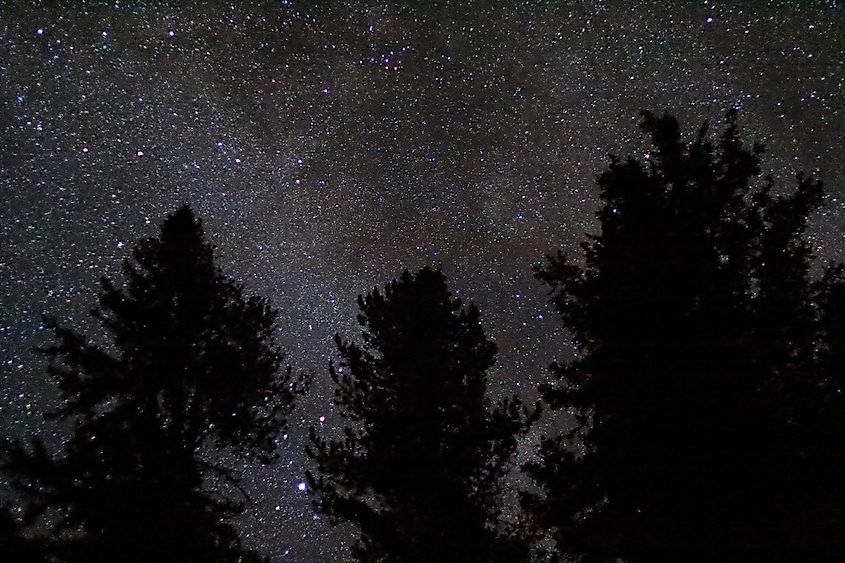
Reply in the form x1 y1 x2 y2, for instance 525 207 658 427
524 111 845 561
307 267 534 562
0 502 48 562
1 206 299 562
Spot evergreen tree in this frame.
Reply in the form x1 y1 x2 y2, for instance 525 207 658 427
0 502 47 562
524 111 843 561
798 264 845 555
307 267 532 562
1 206 300 562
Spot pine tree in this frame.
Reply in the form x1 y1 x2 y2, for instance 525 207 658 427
524 111 842 561
798 264 845 555
0 502 47 562
1 205 300 562
307 267 531 562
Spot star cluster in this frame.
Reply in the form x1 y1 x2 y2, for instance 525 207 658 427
1 1 843 559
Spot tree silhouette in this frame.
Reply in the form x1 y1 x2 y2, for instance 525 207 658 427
798 264 845 555
307 267 532 562
524 111 844 561
0 502 48 562
1 206 299 562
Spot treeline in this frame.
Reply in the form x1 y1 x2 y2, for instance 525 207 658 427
3 111 845 562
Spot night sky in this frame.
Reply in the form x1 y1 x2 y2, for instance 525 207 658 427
1 1 843 559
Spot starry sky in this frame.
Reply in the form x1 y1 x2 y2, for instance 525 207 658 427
1 1 843 559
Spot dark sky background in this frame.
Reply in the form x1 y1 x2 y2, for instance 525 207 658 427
1 1 843 559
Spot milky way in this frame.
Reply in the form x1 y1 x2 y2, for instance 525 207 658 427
1 1 843 559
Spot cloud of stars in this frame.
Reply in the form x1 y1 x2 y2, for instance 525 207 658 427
1 1 842 559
